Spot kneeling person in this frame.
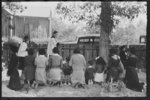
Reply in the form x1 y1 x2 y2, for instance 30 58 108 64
62 57 73 85
85 60 95 85
47 47 63 86
94 57 106 85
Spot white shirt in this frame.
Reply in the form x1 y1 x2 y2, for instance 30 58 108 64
17 42 28 57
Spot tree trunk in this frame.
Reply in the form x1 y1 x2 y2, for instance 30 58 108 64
99 27 110 63
99 2 112 63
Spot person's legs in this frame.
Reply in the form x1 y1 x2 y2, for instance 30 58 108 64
85 78 89 85
18 57 25 70
67 75 72 85
106 72 111 83
18 57 26 84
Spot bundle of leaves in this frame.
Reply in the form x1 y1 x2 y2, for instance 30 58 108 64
3 36 22 49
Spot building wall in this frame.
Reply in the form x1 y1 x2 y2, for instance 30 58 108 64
2 9 12 39
14 16 49 39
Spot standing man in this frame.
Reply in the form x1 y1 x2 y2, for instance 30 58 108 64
47 31 58 58
17 36 29 78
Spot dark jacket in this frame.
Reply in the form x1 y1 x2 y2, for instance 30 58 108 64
7 53 23 91
125 55 143 92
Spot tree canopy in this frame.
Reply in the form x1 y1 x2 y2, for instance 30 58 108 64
56 1 146 33
2 2 27 14
56 1 146 62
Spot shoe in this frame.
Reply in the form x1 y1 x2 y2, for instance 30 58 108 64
78 84 85 89
73 83 79 88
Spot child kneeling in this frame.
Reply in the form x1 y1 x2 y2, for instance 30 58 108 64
85 60 95 85
94 57 106 85
62 57 73 85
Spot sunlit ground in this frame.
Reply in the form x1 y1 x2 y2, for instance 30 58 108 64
2 71 146 97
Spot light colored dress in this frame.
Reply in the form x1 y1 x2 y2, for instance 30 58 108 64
69 54 86 84
47 54 63 82
94 63 105 83
47 37 57 57
34 55 48 84
94 72 104 83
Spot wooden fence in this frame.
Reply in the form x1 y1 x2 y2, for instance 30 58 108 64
2 42 146 69
59 44 146 68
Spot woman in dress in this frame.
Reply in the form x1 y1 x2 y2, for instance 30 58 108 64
24 48 36 87
34 48 48 87
124 47 144 92
106 48 125 83
7 44 23 91
69 47 87 88
47 31 58 58
47 47 63 86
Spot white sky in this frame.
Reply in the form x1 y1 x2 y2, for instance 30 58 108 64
15 2 87 17
20 2 58 7
17 2 59 17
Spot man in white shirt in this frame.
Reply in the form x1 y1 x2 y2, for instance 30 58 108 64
47 31 58 58
17 36 29 76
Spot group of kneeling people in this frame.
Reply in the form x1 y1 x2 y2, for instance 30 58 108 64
7 44 145 93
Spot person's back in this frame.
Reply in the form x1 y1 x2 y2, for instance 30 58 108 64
34 49 48 86
94 57 106 84
70 54 86 71
69 47 86 87
86 68 95 78
125 47 144 92
7 44 23 91
107 54 125 82
63 57 72 76
24 55 35 68
47 47 63 86
35 55 48 68
61 57 73 85
126 55 137 68
24 49 36 85
85 65 95 84
50 54 62 67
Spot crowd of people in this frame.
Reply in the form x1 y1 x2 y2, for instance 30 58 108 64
6 31 145 93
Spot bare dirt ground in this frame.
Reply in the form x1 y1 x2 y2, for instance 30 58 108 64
2 71 146 97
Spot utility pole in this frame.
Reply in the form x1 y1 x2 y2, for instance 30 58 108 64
48 8 52 38
10 15 13 38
